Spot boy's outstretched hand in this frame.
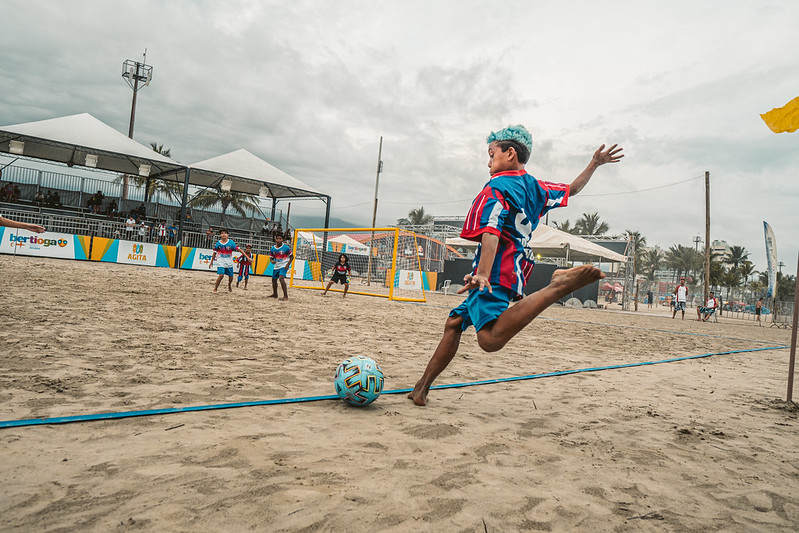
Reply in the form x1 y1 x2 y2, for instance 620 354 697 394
592 144 624 166
459 273 492 294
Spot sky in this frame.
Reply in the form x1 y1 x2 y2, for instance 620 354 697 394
1 0 798 274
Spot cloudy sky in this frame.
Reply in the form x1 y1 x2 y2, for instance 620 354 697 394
2 0 798 273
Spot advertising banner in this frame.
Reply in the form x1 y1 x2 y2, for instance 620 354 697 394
92 238 176 268
180 247 249 272
393 269 430 291
0 228 88 260
763 221 778 298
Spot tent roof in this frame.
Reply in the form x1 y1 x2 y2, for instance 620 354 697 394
446 225 627 262
0 113 185 176
169 149 324 199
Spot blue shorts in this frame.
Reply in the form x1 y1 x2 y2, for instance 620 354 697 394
217 267 234 277
674 301 686 311
272 267 288 279
450 286 515 332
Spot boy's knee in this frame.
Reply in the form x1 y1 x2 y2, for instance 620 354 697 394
476 330 504 353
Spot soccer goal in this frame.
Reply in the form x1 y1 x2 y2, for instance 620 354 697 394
290 227 428 302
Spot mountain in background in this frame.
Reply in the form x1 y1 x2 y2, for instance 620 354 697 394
287 213 366 230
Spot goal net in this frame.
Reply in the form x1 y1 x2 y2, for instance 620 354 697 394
290 228 428 302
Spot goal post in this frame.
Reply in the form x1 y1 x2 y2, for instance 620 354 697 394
290 227 428 302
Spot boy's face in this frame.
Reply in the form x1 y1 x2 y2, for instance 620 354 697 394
220 231 229 239
275 235 283 244
487 142 516 175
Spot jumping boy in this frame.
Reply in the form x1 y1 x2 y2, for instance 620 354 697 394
269 233 293 300
408 125 623 406
210 228 251 293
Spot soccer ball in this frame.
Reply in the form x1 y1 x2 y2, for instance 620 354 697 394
334 356 384 406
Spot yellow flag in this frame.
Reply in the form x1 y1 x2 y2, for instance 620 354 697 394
761 96 799 133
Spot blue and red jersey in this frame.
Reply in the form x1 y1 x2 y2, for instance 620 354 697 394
460 169 569 296
213 239 239 268
269 244 292 269
333 263 351 275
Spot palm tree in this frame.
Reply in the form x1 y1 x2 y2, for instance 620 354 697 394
738 260 756 297
189 188 259 219
397 206 433 227
574 212 609 235
117 142 182 202
551 220 574 234
640 247 664 281
726 245 750 270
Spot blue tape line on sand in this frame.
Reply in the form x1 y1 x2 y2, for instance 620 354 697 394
0 345 786 429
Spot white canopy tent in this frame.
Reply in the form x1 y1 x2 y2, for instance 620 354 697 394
446 224 627 263
0 113 185 177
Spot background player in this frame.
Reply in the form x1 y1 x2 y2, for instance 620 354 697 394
210 228 251 293
323 253 351 297
269 234 293 300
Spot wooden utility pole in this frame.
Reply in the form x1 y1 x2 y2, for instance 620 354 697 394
366 137 383 285
704 171 710 303
787 253 799 402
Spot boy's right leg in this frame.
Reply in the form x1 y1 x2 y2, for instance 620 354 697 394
408 315 464 406
213 274 224 293
279 277 288 300
323 281 333 295
475 265 603 353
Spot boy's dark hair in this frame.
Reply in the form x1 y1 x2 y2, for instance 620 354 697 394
496 140 530 164
219 228 228 234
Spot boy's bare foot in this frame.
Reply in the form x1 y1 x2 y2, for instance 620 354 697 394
213 289 218 293
407 384 429 406
269 294 278 298
547 265 604 299
228 286 232 292
280 296 289 301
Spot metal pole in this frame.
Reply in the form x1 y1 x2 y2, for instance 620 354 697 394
175 168 191 268
704 171 710 303
787 252 799 402
367 137 383 285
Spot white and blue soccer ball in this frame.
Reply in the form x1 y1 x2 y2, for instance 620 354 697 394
334 356 384 406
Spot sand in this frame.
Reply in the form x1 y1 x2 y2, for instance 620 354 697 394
1 254 798 532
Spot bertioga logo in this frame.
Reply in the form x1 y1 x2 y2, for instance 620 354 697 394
8 235 68 247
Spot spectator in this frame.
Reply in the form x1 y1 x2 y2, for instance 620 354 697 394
44 190 54 207
125 215 136 239
51 191 62 208
12 185 20 202
157 221 167 244
105 200 118 218
2 183 15 202
137 219 149 242
33 190 45 207
206 226 215 242
167 222 177 244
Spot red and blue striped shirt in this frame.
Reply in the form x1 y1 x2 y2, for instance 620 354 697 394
460 170 569 296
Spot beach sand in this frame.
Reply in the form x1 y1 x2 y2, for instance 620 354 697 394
1 255 798 531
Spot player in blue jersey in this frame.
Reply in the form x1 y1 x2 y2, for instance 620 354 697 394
269 233 294 300
210 228 251 293
409 125 623 406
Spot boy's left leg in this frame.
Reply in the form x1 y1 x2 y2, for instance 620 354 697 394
270 277 278 297
475 265 603 352
279 276 288 300
213 274 224 293
227 275 233 292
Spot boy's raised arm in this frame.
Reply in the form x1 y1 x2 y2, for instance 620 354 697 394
569 144 624 197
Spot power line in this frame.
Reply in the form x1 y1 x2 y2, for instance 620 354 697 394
579 175 704 197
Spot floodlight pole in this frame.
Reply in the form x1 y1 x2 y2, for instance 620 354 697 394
366 137 383 286
704 171 710 303
121 49 153 200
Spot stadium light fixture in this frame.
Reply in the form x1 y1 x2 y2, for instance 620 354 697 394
259 186 269 197
138 164 151 177
121 49 154 199
9 140 24 155
85 154 98 168
220 179 232 191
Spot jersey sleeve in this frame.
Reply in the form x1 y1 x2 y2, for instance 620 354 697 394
537 181 570 218
460 185 509 242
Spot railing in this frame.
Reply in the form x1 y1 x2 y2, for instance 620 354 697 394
0 205 281 254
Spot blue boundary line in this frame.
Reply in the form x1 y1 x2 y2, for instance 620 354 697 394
0 345 786 429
